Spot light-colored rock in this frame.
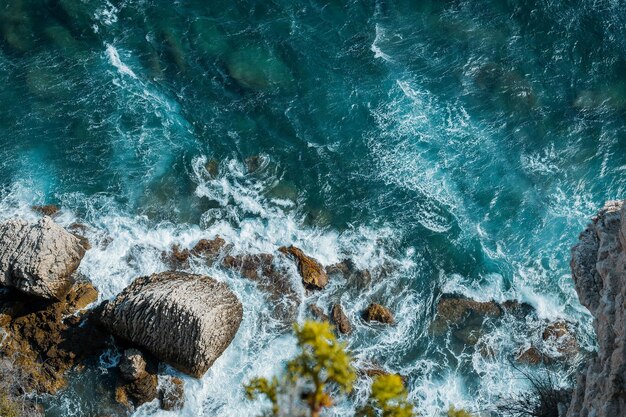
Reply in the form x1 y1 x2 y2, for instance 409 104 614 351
98 272 243 378
567 200 626 417
0 217 86 300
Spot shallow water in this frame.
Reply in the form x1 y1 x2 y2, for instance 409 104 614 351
1 0 625 416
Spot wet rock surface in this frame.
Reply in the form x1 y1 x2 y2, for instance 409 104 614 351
331 303 352 334
279 245 328 290
115 349 159 409
223 253 300 325
567 200 626 417
362 303 394 325
159 375 185 411
0 281 108 394
98 271 243 378
0 217 86 300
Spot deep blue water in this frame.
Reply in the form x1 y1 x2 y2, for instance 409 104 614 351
1 1 625 416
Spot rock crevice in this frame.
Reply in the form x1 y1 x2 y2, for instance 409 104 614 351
568 200 626 417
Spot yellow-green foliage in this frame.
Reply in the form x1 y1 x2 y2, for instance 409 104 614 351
366 374 415 417
0 391 19 417
447 405 473 417
244 376 279 417
244 320 356 417
287 320 356 417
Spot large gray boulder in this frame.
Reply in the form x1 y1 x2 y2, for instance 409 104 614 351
0 216 86 300
98 271 243 378
567 200 626 417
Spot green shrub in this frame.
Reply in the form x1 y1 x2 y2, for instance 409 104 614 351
360 374 415 417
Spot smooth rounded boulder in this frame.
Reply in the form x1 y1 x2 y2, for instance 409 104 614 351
0 216 86 300
98 271 243 378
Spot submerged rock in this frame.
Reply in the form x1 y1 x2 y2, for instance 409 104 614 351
98 271 243 378
191 236 229 264
326 259 372 289
31 204 59 216
309 304 329 322
159 375 185 411
0 217 86 300
362 303 394 325
567 200 626 417
331 303 352 334
161 244 191 270
279 245 328 290
226 46 292 90
223 253 300 324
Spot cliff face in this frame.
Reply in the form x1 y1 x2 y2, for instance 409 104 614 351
568 200 626 417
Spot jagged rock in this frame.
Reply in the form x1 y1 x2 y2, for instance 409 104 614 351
331 303 352 334
362 303 394 325
119 349 148 381
31 204 59 217
98 272 243 378
223 253 300 324
516 346 548 365
116 349 158 408
542 321 579 358
0 217 86 300
309 304 328 321
161 244 190 270
278 245 328 290
567 200 626 417
191 236 228 264
159 376 185 411
0 282 108 393
431 294 514 335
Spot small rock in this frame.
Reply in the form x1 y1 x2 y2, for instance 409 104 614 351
362 303 394 325
116 349 158 408
326 259 372 289
223 254 300 325
191 236 228 265
516 346 548 365
161 244 190 270
331 303 352 334
278 245 328 290
309 304 328 322
205 159 219 178
32 204 60 217
159 376 185 411
542 321 578 357
119 349 148 381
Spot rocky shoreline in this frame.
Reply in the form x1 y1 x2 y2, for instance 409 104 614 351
0 200 624 416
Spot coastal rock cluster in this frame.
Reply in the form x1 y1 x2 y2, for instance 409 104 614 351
567 200 626 417
0 213 394 414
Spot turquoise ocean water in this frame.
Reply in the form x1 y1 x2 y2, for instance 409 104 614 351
1 1 625 416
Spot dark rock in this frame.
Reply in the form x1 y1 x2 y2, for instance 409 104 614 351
0 217 86 300
223 254 300 324
116 349 158 409
309 304 328 322
362 303 394 325
326 259 372 289
98 272 243 378
516 346 549 365
191 236 228 265
32 204 60 217
542 321 578 358
331 303 352 334
430 294 503 335
160 244 190 270
278 245 328 290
